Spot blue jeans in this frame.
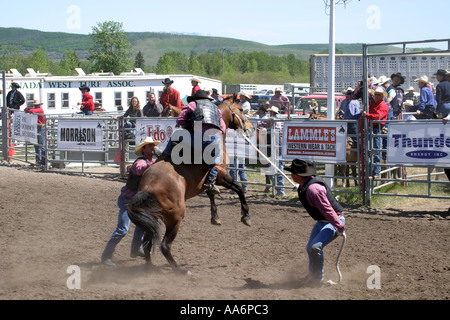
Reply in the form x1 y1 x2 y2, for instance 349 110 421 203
306 216 345 284
266 162 285 195
229 158 248 190
438 102 450 118
35 126 46 165
101 195 145 261
372 126 382 176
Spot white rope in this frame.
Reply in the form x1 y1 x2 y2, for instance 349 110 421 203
336 232 347 283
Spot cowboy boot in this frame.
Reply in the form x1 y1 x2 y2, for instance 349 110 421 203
204 166 220 195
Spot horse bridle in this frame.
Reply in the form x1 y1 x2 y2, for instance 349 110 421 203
222 100 249 132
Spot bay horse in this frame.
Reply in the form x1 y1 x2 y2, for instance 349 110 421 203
127 95 255 275
161 104 182 117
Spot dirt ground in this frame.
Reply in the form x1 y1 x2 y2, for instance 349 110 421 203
0 161 448 301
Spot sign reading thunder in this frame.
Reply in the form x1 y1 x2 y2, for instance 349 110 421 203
282 121 347 162
57 120 103 151
387 122 450 165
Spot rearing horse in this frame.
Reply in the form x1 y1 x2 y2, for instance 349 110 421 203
127 96 255 275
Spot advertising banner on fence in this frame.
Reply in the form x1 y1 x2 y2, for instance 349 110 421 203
57 120 104 151
136 119 176 150
282 121 347 162
11 111 38 144
387 122 450 165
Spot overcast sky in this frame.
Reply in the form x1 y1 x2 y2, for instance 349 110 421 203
3 0 449 48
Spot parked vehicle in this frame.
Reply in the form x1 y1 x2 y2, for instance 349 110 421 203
294 93 345 116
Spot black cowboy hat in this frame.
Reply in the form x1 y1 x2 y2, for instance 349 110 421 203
390 72 405 84
434 69 447 76
162 78 174 85
11 82 21 88
79 85 90 92
285 159 317 177
187 90 214 103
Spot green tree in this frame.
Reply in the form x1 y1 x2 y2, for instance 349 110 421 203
59 50 80 75
25 47 50 73
88 21 132 74
134 51 145 69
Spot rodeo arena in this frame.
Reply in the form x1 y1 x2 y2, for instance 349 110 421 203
0 38 449 305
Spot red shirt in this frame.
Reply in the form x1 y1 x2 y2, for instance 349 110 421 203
365 100 389 126
160 87 182 109
81 92 95 111
191 85 201 96
24 107 45 125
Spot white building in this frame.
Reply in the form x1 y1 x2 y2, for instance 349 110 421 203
310 53 450 92
1 68 222 115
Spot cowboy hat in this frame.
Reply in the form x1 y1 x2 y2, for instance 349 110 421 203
370 76 379 86
190 77 202 84
162 78 174 85
33 100 43 106
371 87 388 98
378 75 390 85
135 136 160 156
434 69 447 76
187 90 214 103
390 72 405 84
274 88 283 93
414 76 429 84
407 86 416 92
267 106 280 114
403 100 414 107
79 85 90 92
11 82 21 88
285 159 317 177
238 92 250 99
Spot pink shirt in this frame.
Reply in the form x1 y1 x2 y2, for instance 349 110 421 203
121 157 154 198
305 183 345 232
177 101 226 134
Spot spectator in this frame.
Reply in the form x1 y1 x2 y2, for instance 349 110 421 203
339 88 361 140
362 87 389 179
264 106 284 196
388 72 406 118
160 78 183 109
402 100 417 121
352 77 377 106
24 100 46 166
101 137 161 266
190 77 202 96
434 69 450 118
124 96 143 125
77 85 95 116
143 92 163 117
286 159 345 287
404 86 419 106
6 82 25 113
410 76 437 119
238 92 251 115
211 88 224 106
271 88 290 113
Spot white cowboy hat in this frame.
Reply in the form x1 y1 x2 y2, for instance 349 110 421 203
378 75 390 85
414 76 429 84
370 76 379 85
135 136 160 156
238 92 250 99
371 87 388 98
403 100 414 107
274 88 283 92
407 86 416 92
33 100 43 106
268 106 280 114
190 77 202 84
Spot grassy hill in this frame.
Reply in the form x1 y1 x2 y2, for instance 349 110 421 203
0 27 425 67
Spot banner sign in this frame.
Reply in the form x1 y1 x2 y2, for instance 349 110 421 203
57 120 104 151
11 112 38 144
282 121 347 162
387 122 450 165
135 119 176 150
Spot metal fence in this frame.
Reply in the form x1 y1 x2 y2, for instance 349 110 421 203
1 109 449 205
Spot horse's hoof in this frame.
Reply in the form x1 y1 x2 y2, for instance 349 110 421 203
211 218 222 226
241 216 251 227
178 267 192 276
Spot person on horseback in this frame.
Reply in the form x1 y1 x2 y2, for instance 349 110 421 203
163 90 226 195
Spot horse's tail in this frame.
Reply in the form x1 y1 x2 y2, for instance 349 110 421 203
127 190 165 253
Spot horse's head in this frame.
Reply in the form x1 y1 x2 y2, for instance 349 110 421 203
219 95 255 138
161 104 181 117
